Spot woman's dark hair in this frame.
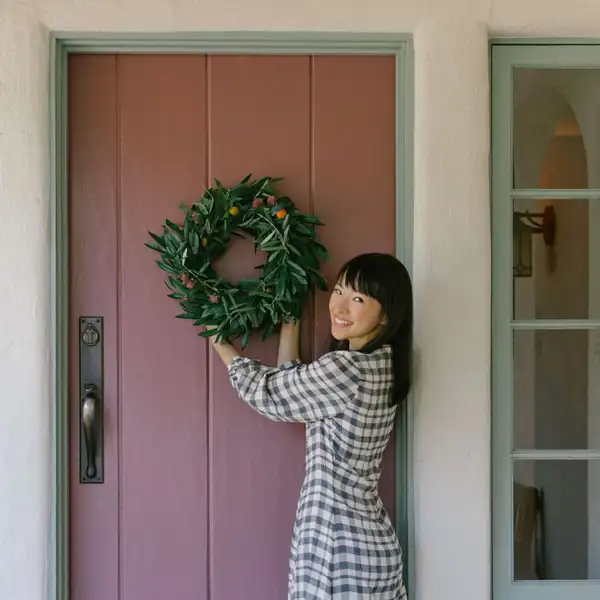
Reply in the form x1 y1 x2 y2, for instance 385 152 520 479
328 253 413 405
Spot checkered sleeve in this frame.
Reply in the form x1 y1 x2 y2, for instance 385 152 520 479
227 351 363 422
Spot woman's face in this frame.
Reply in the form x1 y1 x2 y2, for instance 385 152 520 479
329 281 385 350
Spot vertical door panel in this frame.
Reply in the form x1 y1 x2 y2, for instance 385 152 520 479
70 52 398 600
208 55 311 600
312 55 397 517
69 54 120 600
117 55 210 600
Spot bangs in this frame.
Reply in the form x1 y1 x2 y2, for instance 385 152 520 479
337 255 383 301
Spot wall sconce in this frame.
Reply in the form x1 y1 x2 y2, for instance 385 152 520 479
513 206 556 278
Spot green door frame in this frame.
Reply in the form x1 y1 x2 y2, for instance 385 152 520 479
49 32 415 600
491 39 600 600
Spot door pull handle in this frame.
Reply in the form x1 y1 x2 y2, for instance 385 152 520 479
79 317 104 483
81 384 101 480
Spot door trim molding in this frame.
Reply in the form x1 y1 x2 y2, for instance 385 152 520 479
491 36 600 46
50 32 414 600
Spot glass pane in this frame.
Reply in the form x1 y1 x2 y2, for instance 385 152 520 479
513 329 600 450
513 69 597 190
513 197 600 319
513 460 600 581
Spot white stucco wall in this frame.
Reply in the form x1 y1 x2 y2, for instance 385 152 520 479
412 18 490 600
3 1 600 599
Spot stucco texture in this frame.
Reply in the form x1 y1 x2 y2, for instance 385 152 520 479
2 0 590 599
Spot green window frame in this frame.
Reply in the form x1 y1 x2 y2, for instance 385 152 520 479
492 42 600 600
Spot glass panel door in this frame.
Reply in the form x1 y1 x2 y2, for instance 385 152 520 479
492 44 600 600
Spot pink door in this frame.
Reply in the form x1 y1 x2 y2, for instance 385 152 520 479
69 53 397 600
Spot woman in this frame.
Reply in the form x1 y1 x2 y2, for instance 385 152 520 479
209 252 412 599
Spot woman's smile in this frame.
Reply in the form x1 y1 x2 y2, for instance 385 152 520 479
332 316 353 327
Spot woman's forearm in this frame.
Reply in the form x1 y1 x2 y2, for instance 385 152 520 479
208 321 300 368
277 321 301 365
210 337 239 367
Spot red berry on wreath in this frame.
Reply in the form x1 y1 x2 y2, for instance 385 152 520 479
267 195 276 205
181 273 190 285
186 280 195 289
252 198 263 209
208 295 219 304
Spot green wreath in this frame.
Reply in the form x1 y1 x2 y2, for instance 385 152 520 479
146 175 329 348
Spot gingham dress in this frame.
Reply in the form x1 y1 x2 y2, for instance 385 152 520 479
228 344 407 600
